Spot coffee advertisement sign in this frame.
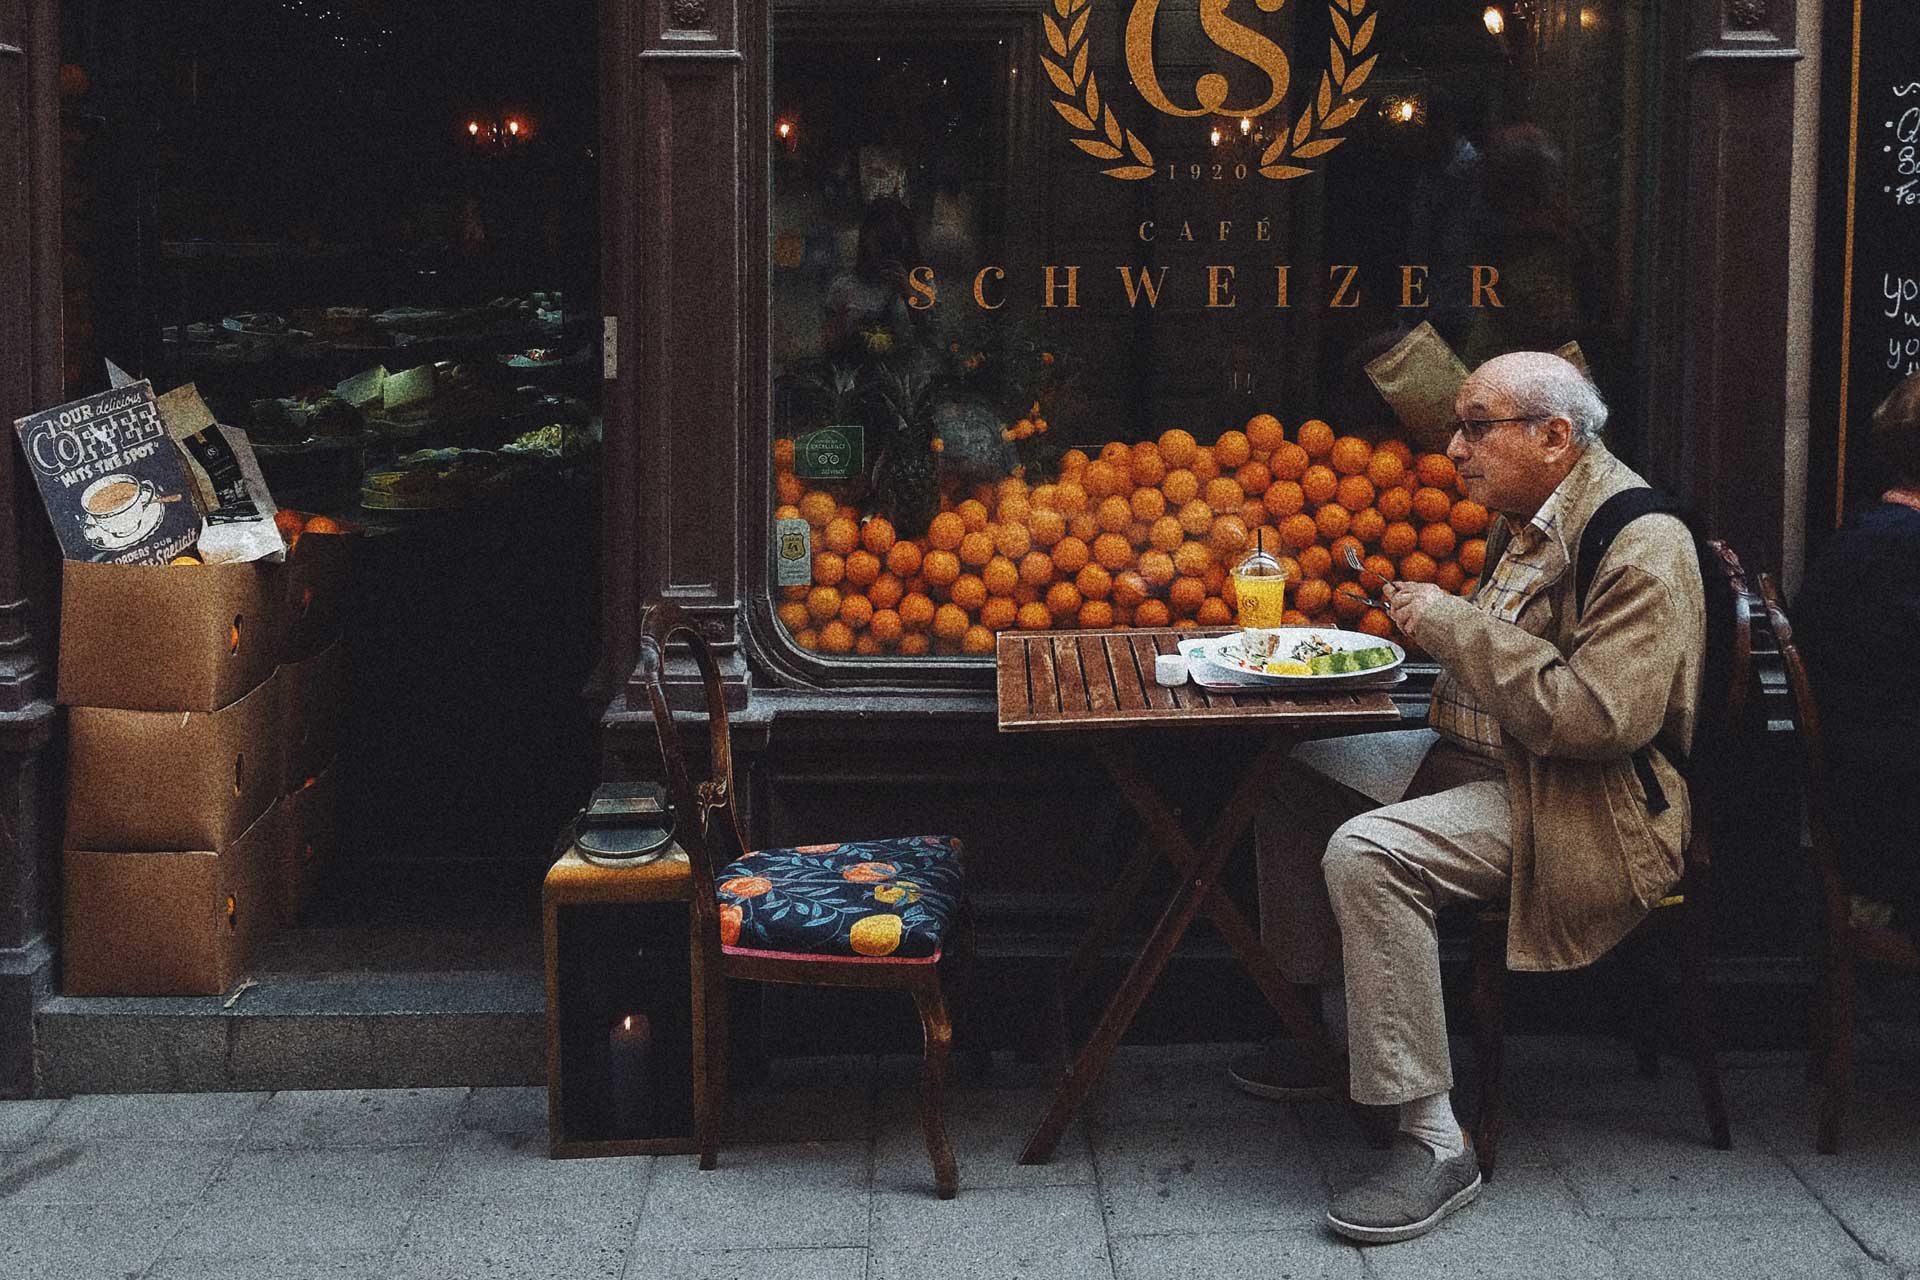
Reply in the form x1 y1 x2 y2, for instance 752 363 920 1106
14 382 205 566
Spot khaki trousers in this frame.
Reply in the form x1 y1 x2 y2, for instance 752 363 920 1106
1255 731 1511 1106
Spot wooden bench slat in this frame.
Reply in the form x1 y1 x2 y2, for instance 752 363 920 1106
1053 633 1092 717
1024 636 1063 724
1129 634 1178 710
995 634 1031 728
1105 635 1149 711
1078 635 1121 715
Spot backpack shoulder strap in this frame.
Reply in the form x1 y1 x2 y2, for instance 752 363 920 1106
1575 486 1684 619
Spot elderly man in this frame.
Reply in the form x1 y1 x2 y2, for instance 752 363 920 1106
1234 351 1704 1242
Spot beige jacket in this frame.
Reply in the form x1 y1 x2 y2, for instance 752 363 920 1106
1418 445 1705 971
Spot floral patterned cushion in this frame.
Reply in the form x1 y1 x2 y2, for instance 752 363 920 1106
714 836 964 959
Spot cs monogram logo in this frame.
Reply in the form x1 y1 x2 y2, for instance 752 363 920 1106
1045 0 1379 181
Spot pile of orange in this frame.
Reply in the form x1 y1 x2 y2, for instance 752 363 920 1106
771 413 1488 657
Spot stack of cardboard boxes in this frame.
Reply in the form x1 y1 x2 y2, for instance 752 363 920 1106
60 533 351 996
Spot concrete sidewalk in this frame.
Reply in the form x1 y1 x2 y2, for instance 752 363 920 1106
3 1031 1916 1280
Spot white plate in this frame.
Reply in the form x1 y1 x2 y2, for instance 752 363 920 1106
1190 630 1405 685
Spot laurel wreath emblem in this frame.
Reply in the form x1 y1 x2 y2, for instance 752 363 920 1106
1042 0 1379 182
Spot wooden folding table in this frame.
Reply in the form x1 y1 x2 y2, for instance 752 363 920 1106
996 627 1403 1163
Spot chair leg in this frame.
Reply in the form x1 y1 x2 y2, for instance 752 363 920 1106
1817 937 1857 1155
697 966 728 1171
1676 896 1732 1151
1468 914 1507 1182
945 900 992 1083
911 974 959 1199
1615 931 1663 1080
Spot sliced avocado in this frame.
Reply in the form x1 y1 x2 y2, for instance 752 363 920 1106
1332 650 1362 674
1308 653 1340 675
1353 647 1395 670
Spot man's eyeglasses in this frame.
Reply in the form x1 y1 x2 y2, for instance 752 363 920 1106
1449 415 1546 445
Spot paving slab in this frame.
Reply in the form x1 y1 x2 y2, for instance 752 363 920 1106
162 1198 415 1261
208 1143 450 1206
1110 1226 1363 1280
635 1141 870 1251
0 1138 233 1206
242 1087 471 1147
0 1098 63 1150
627 1246 869 1280
1603 1213 1895 1280
1531 1114 1826 1220
146 1256 396 1280
868 1184 1111 1280
1085 1040 1277 1132
391 1193 640 1280
462 1086 548 1134
0 1203 193 1280
40 1090 269 1143
1092 1110 1325 1237
429 1129 650 1199
872 1084 1095 1193
726 1055 876 1146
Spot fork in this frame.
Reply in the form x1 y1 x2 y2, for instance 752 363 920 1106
1342 544 1391 609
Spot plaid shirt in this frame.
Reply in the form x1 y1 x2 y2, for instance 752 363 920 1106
1427 483 1573 759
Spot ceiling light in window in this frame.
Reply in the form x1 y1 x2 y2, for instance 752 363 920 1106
1483 6 1505 35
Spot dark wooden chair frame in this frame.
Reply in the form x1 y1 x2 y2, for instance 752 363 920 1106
1756 574 1920 1154
1467 539 1752 1178
638 600 976 1197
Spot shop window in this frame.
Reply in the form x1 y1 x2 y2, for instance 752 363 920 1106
61 1 601 905
768 0 1654 661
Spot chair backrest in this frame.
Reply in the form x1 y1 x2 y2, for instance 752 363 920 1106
1676 539 1760 876
636 600 750 941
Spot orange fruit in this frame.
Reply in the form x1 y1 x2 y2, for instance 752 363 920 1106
1129 445 1167 489
1095 495 1132 533
961 625 995 655
1196 597 1233 626
983 556 1020 597
950 574 988 612
998 474 1031 501
844 550 881 587
838 504 861 523
1299 545 1333 580
1078 600 1116 629
1415 454 1458 490
1054 481 1089 515
1202 563 1229 598
1135 599 1172 627
1051 536 1091 575
1297 419 1335 458
1366 451 1406 489
1208 515 1249 556
1059 448 1091 475
1413 487 1454 524
1264 480 1307 519
1315 504 1351 540
957 499 990 533
886 541 923 579
1093 532 1134 571
869 608 904 644
1399 551 1439 583
861 517 896 556
1419 522 1457 559
996 494 1032 527
1076 564 1114 600
1336 475 1376 513
1333 582 1370 619
1434 560 1466 594
1019 551 1055 587
1329 535 1366 573
1168 576 1207 616
781 584 808 602
1203 477 1245 513
1013 583 1042 606
993 521 1032 560
1239 499 1270 531
1032 482 1060 511
1358 608 1394 639
774 503 802 522
1349 507 1386 544
898 633 932 656
1279 512 1319 550
840 593 875 629
1245 413 1286 452
1364 553 1397 583
1138 549 1177 588
1095 441 1127 467
1158 429 1199 467
979 598 1018 633
1281 609 1311 627
1068 513 1101 543
1083 460 1126 501
1276 554 1303 583
1029 507 1067 547
1449 499 1490 538
869 573 905 611
799 490 838 527
807 585 843 623
1329 436 1373 476
1377 486 1414 521
1380 521 1419 557
1269 442 1310 481
1016 601 1054 631
812 551 845 586
777 478 806 509
774 437 797 469
1130 487 1167 523
927 511 966 550
1234 462 1272 496
1112 570 1151 609
1214 430 1251 468
1293 578 1332 614
1189 448 1221 480
931 604 969 641
1300 465 1339 506
1045 581 1083 619
1458 538 1488 576
1461 576 1481 598
922 549 962 588
1173 541 1212 578
818 621 855 654
959 530 995 567
1161 468 1200 506
1148 515 1185 552
1379 438 1414 467
776 600 809 632
1174 499 1212 538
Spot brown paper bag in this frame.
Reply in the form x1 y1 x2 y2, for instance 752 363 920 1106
1365 323 1471 455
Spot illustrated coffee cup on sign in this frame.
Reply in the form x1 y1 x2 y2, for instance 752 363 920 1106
79 473 160 549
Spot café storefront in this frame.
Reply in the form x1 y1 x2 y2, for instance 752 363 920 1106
0 0 1836 1096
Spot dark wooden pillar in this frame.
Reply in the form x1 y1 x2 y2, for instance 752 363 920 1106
0 0 65 1098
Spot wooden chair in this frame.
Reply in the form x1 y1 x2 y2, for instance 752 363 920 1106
1756 574 1920 1154
1468 539 1753 1178
637 600 974 1197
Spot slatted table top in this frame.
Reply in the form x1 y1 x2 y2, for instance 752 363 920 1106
996 629 1403 733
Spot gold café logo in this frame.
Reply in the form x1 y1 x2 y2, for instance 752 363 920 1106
1047 0 1378 180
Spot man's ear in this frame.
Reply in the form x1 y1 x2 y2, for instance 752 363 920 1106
1539 416 1575 454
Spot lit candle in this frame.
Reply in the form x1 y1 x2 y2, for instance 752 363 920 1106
608 1014 652 1137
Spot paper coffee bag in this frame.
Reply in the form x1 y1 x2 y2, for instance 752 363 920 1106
158 385 286 564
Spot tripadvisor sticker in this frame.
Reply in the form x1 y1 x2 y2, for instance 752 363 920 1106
793 426 863 480
775 517 813 587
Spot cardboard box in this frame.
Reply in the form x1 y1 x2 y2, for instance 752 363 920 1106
275 762 337 926
62 801 284 997
66 668 285 852
283 637 347 783
59 558 283 711
283 530 350 663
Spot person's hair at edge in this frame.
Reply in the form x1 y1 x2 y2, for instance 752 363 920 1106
1869 372 1920 486
1479 349 1609 447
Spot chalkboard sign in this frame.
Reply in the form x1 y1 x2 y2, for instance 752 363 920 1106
1822 0 1920 528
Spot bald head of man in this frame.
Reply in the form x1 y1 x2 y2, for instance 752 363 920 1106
1448 351 1607 520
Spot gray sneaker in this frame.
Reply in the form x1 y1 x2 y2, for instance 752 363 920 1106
1326 1134 1482 1243
1227 1043 1337 1102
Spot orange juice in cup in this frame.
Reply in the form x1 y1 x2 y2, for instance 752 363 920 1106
1232 536 1289 657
